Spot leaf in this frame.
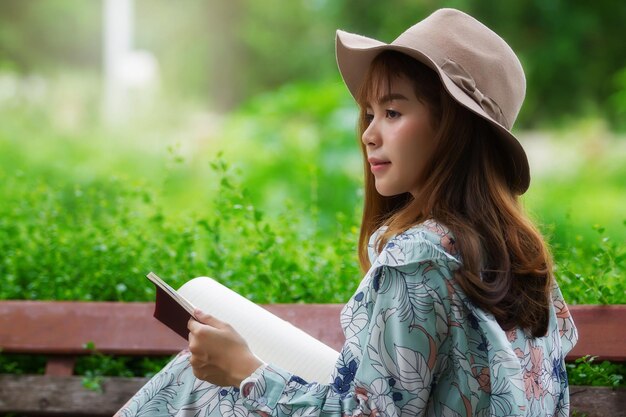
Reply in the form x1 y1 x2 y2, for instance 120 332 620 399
394 345 431 390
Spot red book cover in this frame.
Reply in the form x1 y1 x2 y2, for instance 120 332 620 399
147 272 197 341
153 285 192 340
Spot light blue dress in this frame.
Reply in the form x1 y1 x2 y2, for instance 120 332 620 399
116 220 578 417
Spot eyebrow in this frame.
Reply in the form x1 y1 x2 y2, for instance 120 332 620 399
374 93 409 105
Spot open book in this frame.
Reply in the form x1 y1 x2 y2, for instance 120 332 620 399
147 272 340 382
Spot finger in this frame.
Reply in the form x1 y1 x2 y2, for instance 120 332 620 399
187 317 196 331
188 317 216 334
188 317 203 332
194 309 227 329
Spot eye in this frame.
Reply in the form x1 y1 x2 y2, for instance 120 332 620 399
386 109 400 119
364 112 374 124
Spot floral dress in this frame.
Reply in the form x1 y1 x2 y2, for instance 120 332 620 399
116 220 578 417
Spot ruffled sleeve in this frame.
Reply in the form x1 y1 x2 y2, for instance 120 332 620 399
240 226 458 417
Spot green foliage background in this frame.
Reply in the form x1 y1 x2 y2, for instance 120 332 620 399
0 82 623 305
0 0 624 386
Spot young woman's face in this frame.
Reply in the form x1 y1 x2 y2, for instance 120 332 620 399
362 76 437 197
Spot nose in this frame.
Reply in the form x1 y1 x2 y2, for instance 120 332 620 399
361 119 380 148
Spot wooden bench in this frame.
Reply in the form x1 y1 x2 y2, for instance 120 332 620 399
0 301 624 416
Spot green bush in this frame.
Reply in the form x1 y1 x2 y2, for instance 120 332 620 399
555 224 626 305
0 80 624 384
567 356 625 387
0 159 361 303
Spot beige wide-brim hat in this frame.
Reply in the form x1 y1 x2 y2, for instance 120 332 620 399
336 8 530 194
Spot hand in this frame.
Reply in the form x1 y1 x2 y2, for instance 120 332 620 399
187 309 263 386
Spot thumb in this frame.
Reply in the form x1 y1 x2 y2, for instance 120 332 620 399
193 309 226 328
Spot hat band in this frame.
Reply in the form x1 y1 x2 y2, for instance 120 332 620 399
441 59 509 129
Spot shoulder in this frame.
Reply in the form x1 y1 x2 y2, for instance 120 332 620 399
370 219 462 272
360 221 458 344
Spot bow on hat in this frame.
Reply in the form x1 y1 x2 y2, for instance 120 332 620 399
441 59 509 129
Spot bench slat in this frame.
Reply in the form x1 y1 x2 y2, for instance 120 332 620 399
0 301 187 355
570 386 626 417
566 304 626 362
0 375 148 415
0 375 623 417
0 301 345 355
0 301 624 361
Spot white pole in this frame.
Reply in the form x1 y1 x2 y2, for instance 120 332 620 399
103 0 133 125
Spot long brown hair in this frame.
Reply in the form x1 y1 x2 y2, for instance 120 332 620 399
357 51 552 337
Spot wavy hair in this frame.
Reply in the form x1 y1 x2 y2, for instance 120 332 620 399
356 51 552 337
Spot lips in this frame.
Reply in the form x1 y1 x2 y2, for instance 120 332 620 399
368 157 391 173
368 157 390 167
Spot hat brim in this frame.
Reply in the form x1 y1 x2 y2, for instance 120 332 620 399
336 30 530 194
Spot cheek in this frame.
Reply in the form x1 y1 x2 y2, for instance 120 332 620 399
399 122 432 155
400 122 436 179
413 121 437 158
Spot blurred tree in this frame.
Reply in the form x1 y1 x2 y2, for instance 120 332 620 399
134 0 212 101
0 0 624 128
469 0 626 128
0 0 101 71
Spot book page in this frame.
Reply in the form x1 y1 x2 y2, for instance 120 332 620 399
178 277 340 383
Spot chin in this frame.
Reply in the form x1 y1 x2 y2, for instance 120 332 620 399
375 187 406 198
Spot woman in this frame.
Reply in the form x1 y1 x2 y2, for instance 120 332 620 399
117 8 577 417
